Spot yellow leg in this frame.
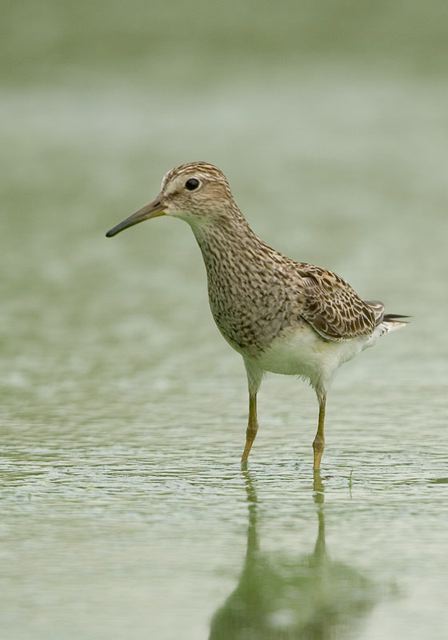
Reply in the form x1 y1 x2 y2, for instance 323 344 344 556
313 395 326 470
241 394 258 465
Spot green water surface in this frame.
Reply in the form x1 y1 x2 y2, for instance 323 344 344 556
1 2 448 639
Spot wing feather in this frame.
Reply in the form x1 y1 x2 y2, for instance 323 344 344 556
296 264 380 341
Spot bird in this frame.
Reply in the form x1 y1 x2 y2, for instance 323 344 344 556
106 161 407 469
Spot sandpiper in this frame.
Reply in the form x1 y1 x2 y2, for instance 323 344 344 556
106 162 407 469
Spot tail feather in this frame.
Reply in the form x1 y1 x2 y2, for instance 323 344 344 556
365 299 410 327
379 313 410 336
365 312 409 346
383 313 410 322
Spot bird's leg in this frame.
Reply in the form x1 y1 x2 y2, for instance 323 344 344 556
241 359 263 465
241 393 258 465
313 394 326 470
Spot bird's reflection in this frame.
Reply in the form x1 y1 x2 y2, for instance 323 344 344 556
209 471 377 639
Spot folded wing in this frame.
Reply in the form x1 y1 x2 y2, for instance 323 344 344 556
296 264 383 341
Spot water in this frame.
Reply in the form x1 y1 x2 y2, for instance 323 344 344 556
2 2 448 638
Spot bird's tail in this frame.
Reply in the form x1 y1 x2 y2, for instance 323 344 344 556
363 301 409 348
382 313 410 333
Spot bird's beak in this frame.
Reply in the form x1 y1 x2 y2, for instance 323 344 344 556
105 196 165 238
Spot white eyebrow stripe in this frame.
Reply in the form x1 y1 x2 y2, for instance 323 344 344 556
162 171 209 195
160 162 231 199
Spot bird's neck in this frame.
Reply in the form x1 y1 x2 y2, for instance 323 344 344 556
188 208 290 355
190 211 267 274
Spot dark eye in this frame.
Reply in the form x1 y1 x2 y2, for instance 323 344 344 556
185 178 200 191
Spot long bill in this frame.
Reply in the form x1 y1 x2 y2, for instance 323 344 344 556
105 197 165 237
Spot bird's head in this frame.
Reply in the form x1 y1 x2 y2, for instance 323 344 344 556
106 161 237 237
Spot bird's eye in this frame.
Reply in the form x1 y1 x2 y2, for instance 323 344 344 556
185 178 200 191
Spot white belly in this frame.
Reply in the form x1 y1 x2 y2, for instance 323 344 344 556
255 324 366 388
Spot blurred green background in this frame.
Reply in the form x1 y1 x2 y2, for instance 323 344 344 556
1 2 448 639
